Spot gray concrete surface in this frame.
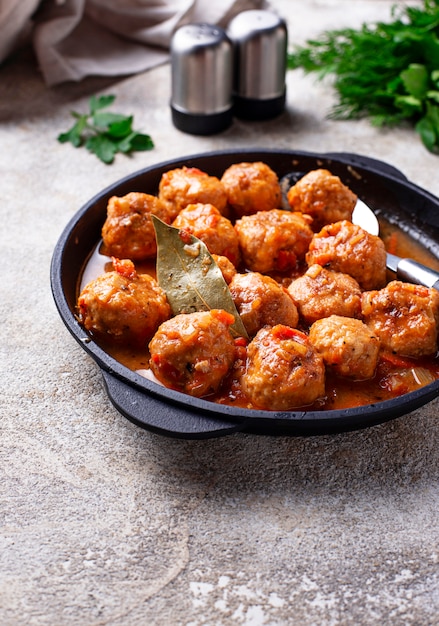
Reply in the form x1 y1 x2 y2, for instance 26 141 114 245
2 1 439 624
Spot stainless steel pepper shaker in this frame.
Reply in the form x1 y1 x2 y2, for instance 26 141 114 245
227 10 288 120
170 23 233 135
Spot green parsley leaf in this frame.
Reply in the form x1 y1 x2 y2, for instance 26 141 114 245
128 133 155 151
57 114 88 147
92 111 130 129
116 132 154 154
107 117 134 139
57 95 154 164
89 94 116 114
115 135 135 154
85 135 118 164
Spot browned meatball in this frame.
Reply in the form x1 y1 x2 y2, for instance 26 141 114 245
158 167 228 220
149 309 236 397
287 169 357 229
306 220 387 291
172 203 240 266
241 325 326 410
221 161 282 218
229 272 299 337
235 209 313 274
212 254 237 284
309 315 381 380
288 264 362 325
77 258 171 346
101 192 173 262
361 280 439 357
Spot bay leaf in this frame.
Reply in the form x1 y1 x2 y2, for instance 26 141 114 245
151 215 249 340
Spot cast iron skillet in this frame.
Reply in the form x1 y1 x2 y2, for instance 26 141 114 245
50 149 439 439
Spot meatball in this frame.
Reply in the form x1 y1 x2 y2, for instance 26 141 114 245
309 315 381 380
361 280 439 357
229 272 299 337
101 192 172 262
288 264 362 325
241 325 326 410
77 258 171 346
158 166 228 220
306 220 387 291
221 161 282 218
235 209 313 274
212 254 237 284
172 203 240 266
287 169 357 229
149 309 236 397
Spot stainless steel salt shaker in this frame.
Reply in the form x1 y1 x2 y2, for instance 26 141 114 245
227 10 288 120
170 23 233 135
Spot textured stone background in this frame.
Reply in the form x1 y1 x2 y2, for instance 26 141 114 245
2 1 439 624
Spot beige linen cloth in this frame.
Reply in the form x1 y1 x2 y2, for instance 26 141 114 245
0 0 268 86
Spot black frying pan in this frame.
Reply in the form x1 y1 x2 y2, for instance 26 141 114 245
50 149 439 439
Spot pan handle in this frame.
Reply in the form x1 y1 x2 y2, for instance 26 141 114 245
101 370 244 439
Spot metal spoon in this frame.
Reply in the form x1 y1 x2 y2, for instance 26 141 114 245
280 173 439 291
353 200 439 290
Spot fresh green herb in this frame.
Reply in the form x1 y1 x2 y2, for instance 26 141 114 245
287 0 439 154
57 94 154 164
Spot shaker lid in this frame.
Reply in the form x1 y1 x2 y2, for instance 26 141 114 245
171 24 233 116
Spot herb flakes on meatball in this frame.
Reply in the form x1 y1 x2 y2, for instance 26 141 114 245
77 258 171 347
309 315 381 380
306 219 387 290
221 161 282 218
172 203 240 266
361 280 439 358
241 325 326 410
149 309 236 397
288 264 362 325
287 168 357 229
229 272 299 337
235 209 313 274
102 192 173 262
158 166 228 220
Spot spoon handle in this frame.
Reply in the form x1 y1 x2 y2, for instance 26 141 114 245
388 253 439 291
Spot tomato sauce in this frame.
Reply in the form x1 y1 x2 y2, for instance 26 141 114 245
79 217 439 412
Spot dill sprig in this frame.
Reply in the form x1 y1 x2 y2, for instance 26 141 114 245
287 0 439 153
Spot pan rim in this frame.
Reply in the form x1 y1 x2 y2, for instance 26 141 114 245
50 148 439 432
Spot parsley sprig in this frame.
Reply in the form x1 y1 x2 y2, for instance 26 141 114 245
287 0 439 154
57 94 154 164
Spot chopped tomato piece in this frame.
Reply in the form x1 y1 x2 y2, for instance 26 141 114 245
111 257 137 279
